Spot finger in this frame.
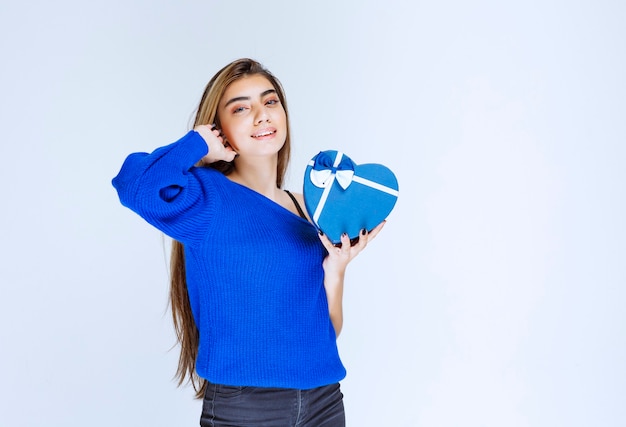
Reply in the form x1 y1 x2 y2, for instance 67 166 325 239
317 230 335 251
366 221 386 242
339 233 351 252
354 228 369 250
194 124 214 142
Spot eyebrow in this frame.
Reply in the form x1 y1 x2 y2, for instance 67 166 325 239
223 89 277 108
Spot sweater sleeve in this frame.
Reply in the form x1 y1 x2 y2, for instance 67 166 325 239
112 130 216 243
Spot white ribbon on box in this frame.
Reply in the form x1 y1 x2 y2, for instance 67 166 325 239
308 151 399 224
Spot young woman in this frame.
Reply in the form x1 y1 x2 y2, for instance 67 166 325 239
112 58 384 426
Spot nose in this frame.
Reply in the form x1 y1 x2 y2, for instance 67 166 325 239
255 108 271 125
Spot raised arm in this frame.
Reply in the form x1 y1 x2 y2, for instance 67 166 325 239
317 221 386 337
111 126 236 243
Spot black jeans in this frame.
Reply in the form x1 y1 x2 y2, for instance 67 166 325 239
200 382 345 427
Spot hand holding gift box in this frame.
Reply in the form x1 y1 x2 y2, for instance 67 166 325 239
303 150 399 245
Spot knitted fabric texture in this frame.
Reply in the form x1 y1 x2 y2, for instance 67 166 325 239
112 131 346 388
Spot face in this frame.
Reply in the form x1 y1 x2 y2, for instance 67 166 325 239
217 74 287 158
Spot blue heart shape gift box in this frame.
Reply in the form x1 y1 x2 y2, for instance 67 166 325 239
303 150 399 245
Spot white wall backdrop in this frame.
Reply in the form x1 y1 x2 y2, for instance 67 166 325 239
1 0 624 426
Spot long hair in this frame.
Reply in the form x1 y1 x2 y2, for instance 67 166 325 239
170 58 292 399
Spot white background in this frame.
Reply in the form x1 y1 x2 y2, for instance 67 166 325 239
1 0 624 426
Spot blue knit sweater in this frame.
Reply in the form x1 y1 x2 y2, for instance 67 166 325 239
112 130 346 389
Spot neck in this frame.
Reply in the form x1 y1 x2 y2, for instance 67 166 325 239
229 156 281 199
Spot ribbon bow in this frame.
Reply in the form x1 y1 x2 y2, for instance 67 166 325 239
310 151 355 189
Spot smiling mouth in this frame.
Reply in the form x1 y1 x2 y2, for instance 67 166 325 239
252 130 276 138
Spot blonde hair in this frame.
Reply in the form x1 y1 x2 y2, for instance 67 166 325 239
193 58 291 186
170 58 292 398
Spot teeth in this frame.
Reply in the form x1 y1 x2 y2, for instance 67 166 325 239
253 130 274 138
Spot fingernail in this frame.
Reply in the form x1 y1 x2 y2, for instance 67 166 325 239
318 230 324 236
210 124 217 131
361 228 366 235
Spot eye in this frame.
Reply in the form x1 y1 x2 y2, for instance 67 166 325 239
232 105 248 114
266 98 280 106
